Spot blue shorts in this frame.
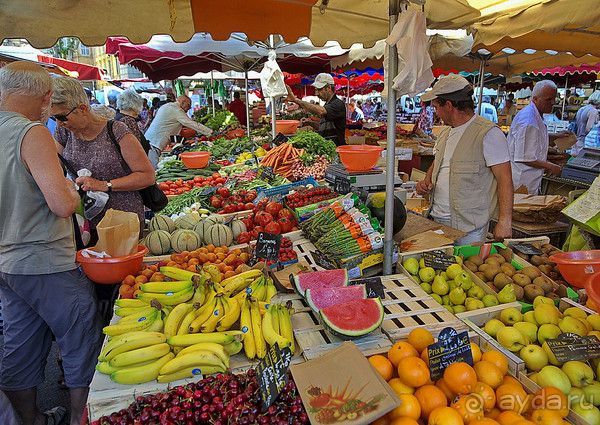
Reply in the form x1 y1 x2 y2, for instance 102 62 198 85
0 268 102 390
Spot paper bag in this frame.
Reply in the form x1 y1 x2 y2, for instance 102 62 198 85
95 209 140 257
513 194 567 224
290 342 399 425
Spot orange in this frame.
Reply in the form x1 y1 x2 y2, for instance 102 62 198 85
388 378 415 395
389 419 419 425
474 361 504 389
471 342 482 363
444 362 478 395
486 408 501 419
388 341 419 367
371 417 389 425
530 387 568 418
500 375 520 389
408 328 435 354
397 356 430 387
436 378 456 401
511 421 535 425
470 420 500 425
481 351 509 376
473 382 496 412
428 406 464 425
369 355 394 381
414 384 448 420
389 394 421 420
529 409 564 425
495 384 528 413
452 393 484 423
118 284 134 298
421 347 430 365
496 411 524 425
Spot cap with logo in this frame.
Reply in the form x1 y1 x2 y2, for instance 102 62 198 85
421 74 473 102
311 73 335 89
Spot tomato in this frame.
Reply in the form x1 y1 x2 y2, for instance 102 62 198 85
215 178 226 185
158 182 169 191
217 187 230 198
210 196 222 209
245 190 257 201
278 217 294 233
278 208 295 220
212 172 221 179
254 211 273 227
256 198 269 211
193 176 204 183
241 217 254 230
223 204 236 213
245 202 255 211
265 202 283 216
236 232 251 244
264 221 281 235
253 226 264 235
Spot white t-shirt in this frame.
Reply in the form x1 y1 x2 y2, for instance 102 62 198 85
507 102 549 194
145 102 212 150
480 102 498 123
431 115 510 219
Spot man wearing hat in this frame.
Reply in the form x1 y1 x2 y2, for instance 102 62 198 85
416 75 514 244
286 73 346 146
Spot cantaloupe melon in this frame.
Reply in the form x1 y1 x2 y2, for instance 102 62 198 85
145 230 172 255
171 229 202 252
174 213 200 230
204 223 233 247
229 219 247 239
195 216 224 243
148 215 175 233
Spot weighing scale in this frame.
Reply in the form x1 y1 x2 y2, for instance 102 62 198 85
561 148 600 184
324 163 406 202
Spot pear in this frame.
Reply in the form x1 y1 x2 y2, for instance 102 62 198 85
500 307 523 325
563 307 588 320
523 311 538 326
403 257 420 275
562 361 595 388
559 316 588 336
432 275 449 295
583 382 600 406
484 319 505 337
448 287 466 306
542 341 563 366
482 294 499 307
497 326 527 352
497 284 517 303
420 282 432 294
587 314 600 331
537 365 571 394
445 263 463 280
419 258 426 268
533 295 554 308
465 298 484 311
467 285 485 300
453 305 466 314
419 266 435 283
514 321 538 344
538 324 561 344
431 293 443 304
534 303 560 325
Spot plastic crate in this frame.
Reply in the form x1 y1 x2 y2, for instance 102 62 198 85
255 177 319 202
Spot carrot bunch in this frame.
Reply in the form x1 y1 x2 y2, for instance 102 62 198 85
260 142 303 179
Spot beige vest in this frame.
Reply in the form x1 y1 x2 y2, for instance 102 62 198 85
431 115 498 232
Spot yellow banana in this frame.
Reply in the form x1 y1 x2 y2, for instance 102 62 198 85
200 297 225 333
278 304 295 354
222 270 263 294
147 316 164 332
251 299 267 359
136 287 194 306
115 298 147 308
240 298 255 359
111 352 174 385
164 303 194 338
140 280 193 294
177 342 230 368
103 310 158 337
265 278 278 302
223 340 244 356
157 365 226 383
251 279 267 302
177 308 198 336
96 361 120 375
159 266 204 283
262 306 291 350
189 296 217 333
270 304 280 334
167 331 243 347
159 350 226 375
216 297 241 332
191 283 207 305
101 331 164 356
114 305 157 320
100 332 167 362
109 343 171 368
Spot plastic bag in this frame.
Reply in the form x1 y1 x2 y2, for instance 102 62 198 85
77 168 109 220
260 51 287 98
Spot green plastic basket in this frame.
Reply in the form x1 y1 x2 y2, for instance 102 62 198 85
454 243 522 270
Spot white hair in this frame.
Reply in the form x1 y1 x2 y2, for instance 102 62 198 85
51 76 90 109
117 89 144 113
532 80 557 97
588 90 600 106
91 104 116 120
0 64 52 98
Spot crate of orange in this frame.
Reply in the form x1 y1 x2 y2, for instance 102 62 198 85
367 329 572 425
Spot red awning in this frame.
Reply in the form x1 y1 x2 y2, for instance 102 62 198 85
531 63 600 77
37 55 105 80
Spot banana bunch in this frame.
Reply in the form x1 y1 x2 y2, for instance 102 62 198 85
160 266 206 285
135 279 195 306
262 303 295 354
240 297 267 359
220 269 264 296
103 304 162 337
232 275 277 303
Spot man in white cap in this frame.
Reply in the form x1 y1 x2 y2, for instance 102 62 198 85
286 73 346 145
416 75 514 244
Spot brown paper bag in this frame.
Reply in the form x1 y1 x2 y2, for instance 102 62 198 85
290 342 399 425
95 209 140 257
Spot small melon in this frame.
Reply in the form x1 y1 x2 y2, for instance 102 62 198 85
204 223 233 247
174 213 200 230
195 215 224 243
148 215 175 233
229 219 247 239
171 229 202 252
145 230 172 255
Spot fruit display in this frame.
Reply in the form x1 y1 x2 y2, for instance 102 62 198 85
368 328 574 425
234 200 298 244
284 186 338 209
402 256 502 313
320 297 384 339
263 237 298 267
209 188 257 214
509 241 569 287
158 173 227 196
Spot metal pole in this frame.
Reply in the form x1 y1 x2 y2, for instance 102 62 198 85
347 79 350 103
269 34 277 140
210 71 216 116
245 70 251 138
561 75 569 120
477 59 486 115
383 0 400 276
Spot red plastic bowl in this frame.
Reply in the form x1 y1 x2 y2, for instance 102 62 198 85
76 245 148 285
275 120 300 135
336 145 383 172
180 127 196 138
549 250 600 288
180 151 210 169
585 273 600 313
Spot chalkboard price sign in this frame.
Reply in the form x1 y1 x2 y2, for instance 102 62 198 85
349 276 385 299
200 186 217 196
334 176 352 195
225 178 238 189
310 250 337 270
427 327 473 381
511 243 543 256
546 333 600 362
257 166 276 183
272 133 289 146
423 250 457 270
255 232 282 261
257 344 293 410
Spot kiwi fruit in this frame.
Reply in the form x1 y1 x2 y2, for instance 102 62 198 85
467 255 483 267
464 260 479 273
475 271 486 281
521 266 542 280
511 283 524 301
529 255 546 266
493 273 513 290
546 292 560 302
497 247 514 262
483 265 501 281
541 243 554 253
489 253 506 264
485 257 501 267
537 264 553 275
514 251 529 260
512 273 532 287
533 276 553 293
479 264 491 273
500 263 516 277
524 284 545 303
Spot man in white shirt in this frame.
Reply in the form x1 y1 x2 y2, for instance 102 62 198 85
417 75 513 244
479 96 498 123
573 90 600 156
507 80 561 194
145 95 212 168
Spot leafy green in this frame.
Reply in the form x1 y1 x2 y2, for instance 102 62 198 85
205 111 238 132
208 138 258 160
289 131 337 163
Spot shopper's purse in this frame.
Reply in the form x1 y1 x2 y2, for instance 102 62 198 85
106 120 168 212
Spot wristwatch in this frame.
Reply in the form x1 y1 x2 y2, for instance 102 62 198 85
106 180 112 192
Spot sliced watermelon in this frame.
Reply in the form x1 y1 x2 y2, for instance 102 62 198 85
306 285 366 312
320 298 384 339
292 269 348 296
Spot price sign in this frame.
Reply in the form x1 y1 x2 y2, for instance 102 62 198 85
546 333 600 362
255 232 282 261
256 344 293 410
257 166 276 183
200 186 217 196
272 133 289 146
511 243 543 256
310 250 337 270
349 276 385 299
334 176 352 195
427 327 473 381
423 250 457 270
225 178 238 189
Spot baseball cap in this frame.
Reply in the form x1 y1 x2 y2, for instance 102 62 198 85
421 74 473 102
312 73 335 89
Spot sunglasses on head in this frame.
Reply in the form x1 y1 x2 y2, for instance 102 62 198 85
51 106 77 122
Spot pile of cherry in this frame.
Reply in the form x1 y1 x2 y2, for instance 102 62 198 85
95 369 309 425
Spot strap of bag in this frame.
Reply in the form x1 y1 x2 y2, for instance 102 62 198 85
106 120 132 173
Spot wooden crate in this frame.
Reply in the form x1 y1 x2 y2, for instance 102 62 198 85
292 238 324 272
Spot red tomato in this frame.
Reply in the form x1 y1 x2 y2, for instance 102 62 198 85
223 204 236 213
210 196 222 209
236 232 251 244
253 226 264 235
241 217 254 230
264 221 281 235
245 202 255 211
265 202 283 216
254 211 273 227
193 176 203 183
158 182 169 191
256 198 269 211
212 172 221 179
278 217 293 233
278 208 295 220
217 187 230 198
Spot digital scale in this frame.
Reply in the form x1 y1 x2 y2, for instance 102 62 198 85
561 148 600 184
324 164 406 202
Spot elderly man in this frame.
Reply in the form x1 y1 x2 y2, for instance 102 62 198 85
416 75 513 244
145 95 213 167
0 62 102 425
286 73 346 146
573 90 600 156
507 80 562 194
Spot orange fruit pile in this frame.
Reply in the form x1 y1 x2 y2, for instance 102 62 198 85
368 328 570 425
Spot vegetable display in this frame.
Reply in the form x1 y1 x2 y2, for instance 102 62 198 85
235 200 298 244
209 188 257 214
156 162 221 183
285 186 337 209
260 143 303 179
209 138 258 160
199 110 238 132
289 155 330 181
159 173 227 197
289 131 337 163
161 188 216 216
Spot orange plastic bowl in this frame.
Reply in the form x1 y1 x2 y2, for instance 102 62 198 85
76 245 148 285
549 250 600 288
275 120 300 135
180 127 196 138
585 273 600 313
336 145 383 172
180 151 211 169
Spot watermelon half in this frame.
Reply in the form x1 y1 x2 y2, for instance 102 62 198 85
305 285 366 312
292 269 348 296
320 298 384 339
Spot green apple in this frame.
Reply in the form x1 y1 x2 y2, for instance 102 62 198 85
533 295 555 308
403 258 420 275
514 322 538 344
432 276 449 295
455 272 473 290
534 303 560 325
420 282 432 294
538 324 561 344
563 307 588 320
583 382 600 406
419 266 435 283
445 263 463 280
431 293 443 304
467 285 485 300
542 341 563 366
569 387 587 404
523 311 538 326
482 294 499 307
453 305 466 314
484 319 505 337
537 365 572 394
571 403 600 424
559 316 589 336
465 299 484 311
519 344 548 371
448 287 466 305
419 258 426 268
587 314 600 331
563 361 595 388
497 326 527 352
500 307 523 325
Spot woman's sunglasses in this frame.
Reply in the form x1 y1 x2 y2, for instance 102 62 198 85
51 106 77 122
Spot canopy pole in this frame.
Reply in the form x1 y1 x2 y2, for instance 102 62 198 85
245 70 251 138
477 59 486 115
269 34 277 140
211 71 216 116
561 75 569 120
347 79 350 103
383 0 401 276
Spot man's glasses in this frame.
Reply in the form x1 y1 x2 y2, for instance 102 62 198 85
51 106 77 122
